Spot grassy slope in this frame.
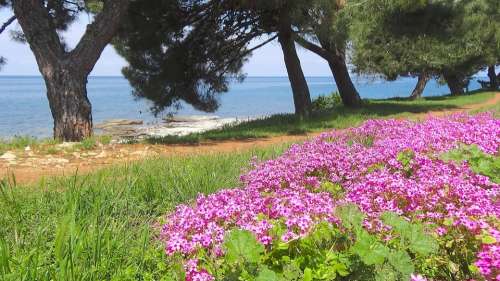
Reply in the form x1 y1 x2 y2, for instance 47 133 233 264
147 91 496 144
0 145 289 280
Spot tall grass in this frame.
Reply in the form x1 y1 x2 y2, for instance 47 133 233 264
0 144 289 280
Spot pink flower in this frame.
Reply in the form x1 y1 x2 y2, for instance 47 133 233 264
411 274 428 281
159 113 500 280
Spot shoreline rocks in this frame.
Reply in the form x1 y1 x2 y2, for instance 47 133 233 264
94 115 257 140
0 151 16 161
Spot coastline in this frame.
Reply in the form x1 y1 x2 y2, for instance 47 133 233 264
94 115 261 140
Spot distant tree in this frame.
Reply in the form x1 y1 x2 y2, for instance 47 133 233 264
294 0 362 107
349 0 498 97
1 0 129 141
481 0 500 89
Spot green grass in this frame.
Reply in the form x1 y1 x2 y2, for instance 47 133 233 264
0 135 113 155
147 90 497 145
0 136 57 155
0 144 290 280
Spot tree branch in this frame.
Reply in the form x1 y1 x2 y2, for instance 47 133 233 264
70 0 130 75
245 34 277 55
219 34 277 75
293 34 331 60
0 15 16 35
12 0 65 73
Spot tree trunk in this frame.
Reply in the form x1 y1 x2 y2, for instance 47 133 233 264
277 13 312 117
443 72 464 96
487 65 497 89
326 55 362 107
12 0 129 141
409 72 430 100
44 68 92 141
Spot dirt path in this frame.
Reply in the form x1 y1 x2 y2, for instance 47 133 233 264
1 92 499 184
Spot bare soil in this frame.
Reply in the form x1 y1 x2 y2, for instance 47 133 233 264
1 92 498 184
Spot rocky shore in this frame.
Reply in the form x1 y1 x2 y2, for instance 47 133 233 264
94 115 255 140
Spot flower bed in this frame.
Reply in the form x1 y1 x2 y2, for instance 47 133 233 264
160 113 500 281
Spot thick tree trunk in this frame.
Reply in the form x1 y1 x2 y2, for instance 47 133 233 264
278 14 312 117
44 68 92 141
409 72 430 100
12 0 129 141
443 72 465 96
326 55 362 107
487 65 497 89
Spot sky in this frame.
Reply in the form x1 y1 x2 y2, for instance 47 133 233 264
0 10 332 77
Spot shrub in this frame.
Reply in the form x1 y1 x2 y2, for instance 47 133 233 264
312 92 342 112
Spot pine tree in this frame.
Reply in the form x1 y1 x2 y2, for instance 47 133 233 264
349 0 498 96
1 0 129 141
115 0 315 117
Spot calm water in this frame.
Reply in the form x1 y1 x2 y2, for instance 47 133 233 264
0 76 484 138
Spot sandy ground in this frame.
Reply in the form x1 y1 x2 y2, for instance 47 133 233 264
1 92 499 184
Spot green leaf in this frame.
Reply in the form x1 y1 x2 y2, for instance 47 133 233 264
480 235 497 244
381 212 410 233
223 229 264 264
256 267 278 281
336 204 365 230
387 250 414 277
282 264 302 281
468 264 480 274
382 212 438 256
332 263 350 277
303 267 313 281
375 264 398 281
406 225 438 256
352 230 389 265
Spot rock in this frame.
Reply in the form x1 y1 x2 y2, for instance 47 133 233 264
95 119 143 129
0 151 16 160
42 157 69 165
25 146 31 151
72 152 81 158
130 150 158 157
95 151 107 158
163 115 219 123
146 117 240 137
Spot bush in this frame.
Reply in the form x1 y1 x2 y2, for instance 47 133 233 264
312 92 342 112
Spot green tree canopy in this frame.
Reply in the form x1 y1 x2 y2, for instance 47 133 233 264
349 0 499 96
114 0 269 115
115 0 316 117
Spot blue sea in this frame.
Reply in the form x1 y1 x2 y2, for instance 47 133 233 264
0 75 485 138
